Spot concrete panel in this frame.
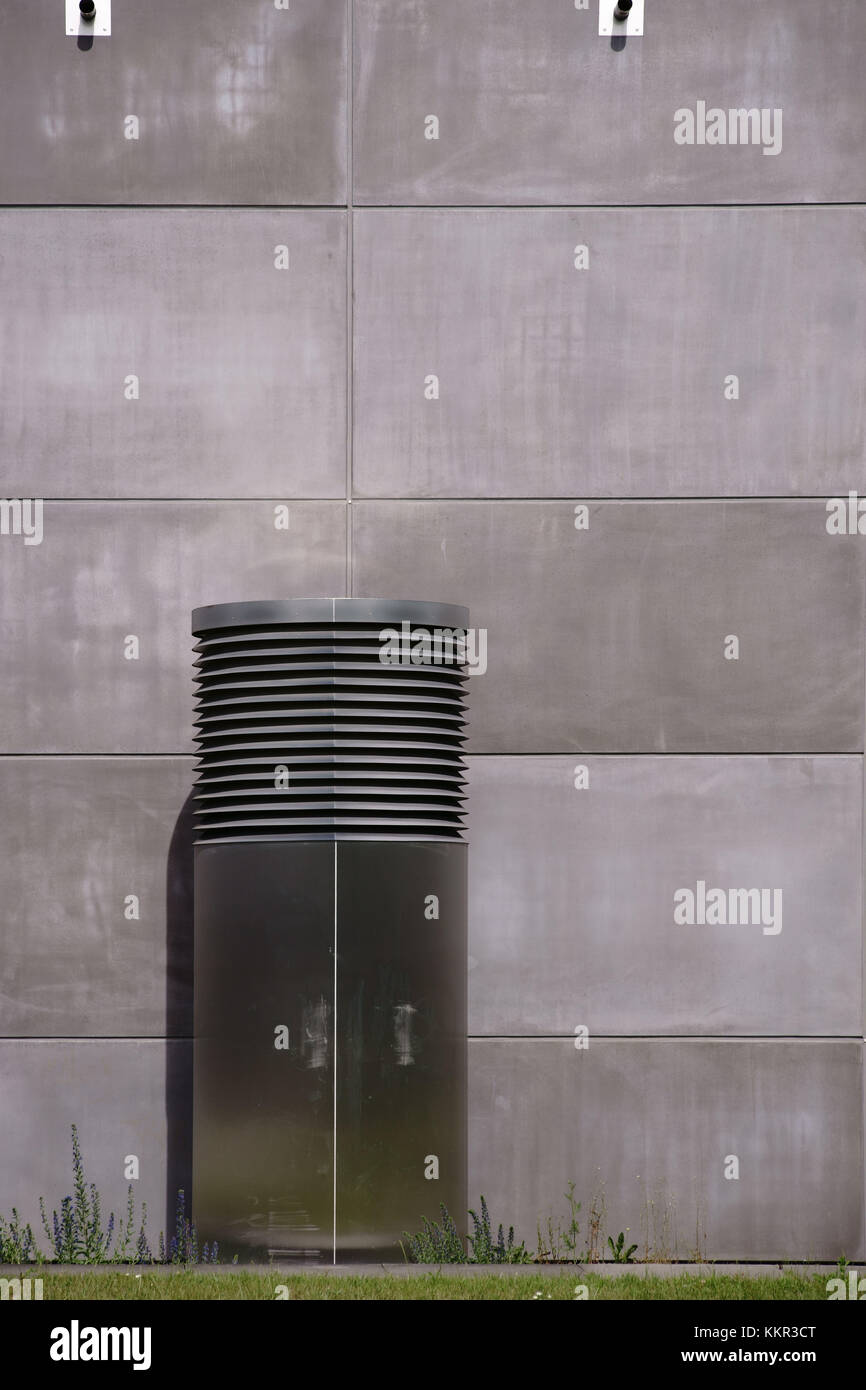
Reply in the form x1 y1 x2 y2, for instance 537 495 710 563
0 758 194 1039
0 210 346 499
351 501 866 753
0 1 346 204
353 208 866 498
468 756 863 1037
469 1039 865 1262
354 0 866 205
0 501 347 754
1 1038 859 1260
0 1039 187 1243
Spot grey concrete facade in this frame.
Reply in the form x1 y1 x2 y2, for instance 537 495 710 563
471 1040 863 1262
467 756 863 1038
0 1040 177 1242
353 0 866 205
354 209 866 499
0 211 348 499
0 1 347 205
0 2 863 1262
353 501 866 754
0 502 347 752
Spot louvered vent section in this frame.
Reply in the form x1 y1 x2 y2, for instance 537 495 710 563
192 599 469 843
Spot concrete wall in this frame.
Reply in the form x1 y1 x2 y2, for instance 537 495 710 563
0 0 862 1261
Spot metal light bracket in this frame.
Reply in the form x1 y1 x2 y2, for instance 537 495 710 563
66 0 111 37
599 0 644 37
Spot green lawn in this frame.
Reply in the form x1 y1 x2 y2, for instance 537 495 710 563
24 1270 834 1301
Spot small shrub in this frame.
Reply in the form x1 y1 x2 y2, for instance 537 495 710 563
0 1209 39 1263
536 1181 585 1262
402 1203 466 1263
608 1231 638 1263
158 1190 218 1265
403 1197 530 1265
468 1196 531 1264
111 1184 151 1265
39 1124 115 1263
0 1124 216 1265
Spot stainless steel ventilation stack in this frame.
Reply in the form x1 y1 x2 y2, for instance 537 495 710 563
191 598 468 1261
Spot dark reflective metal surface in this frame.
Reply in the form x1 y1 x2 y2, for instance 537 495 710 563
193 842 335 1260
193 840 467 1260
336 841 467 1257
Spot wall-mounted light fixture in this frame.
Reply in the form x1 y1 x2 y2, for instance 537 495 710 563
66 0 111 36
599 0 644 36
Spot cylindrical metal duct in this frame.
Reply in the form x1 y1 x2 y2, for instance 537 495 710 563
191 599 468 1261
192 597 467 842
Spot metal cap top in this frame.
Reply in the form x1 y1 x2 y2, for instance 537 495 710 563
192 598 470 635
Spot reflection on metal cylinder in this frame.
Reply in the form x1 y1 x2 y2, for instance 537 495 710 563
191 598 469 1260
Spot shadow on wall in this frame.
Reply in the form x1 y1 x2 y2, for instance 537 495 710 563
165 790 196 1230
